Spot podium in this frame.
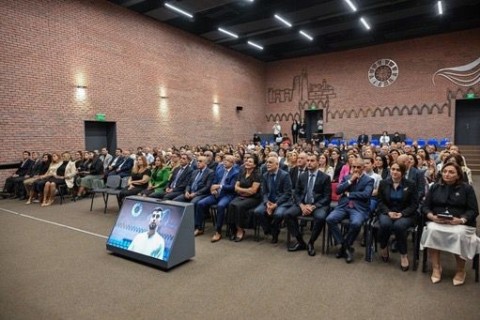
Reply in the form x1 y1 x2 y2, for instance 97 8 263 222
106 196 195 270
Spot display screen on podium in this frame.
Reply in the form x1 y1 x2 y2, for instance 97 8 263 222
106 196 194 269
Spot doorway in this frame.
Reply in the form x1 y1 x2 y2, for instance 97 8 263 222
455 99 480 145
84 121 117 152
303 109 323 141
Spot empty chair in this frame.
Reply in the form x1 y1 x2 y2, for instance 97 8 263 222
417 139 426 148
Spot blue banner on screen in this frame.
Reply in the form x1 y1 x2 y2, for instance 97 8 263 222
107 198 184 261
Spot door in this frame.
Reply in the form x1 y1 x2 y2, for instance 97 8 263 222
304 109 323 141
84 121 117 152
455 99 480 145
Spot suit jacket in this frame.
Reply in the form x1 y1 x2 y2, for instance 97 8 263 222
357 134 369 145
89 157 104 175
212 165 239 197
406 167 426 199
16 159 34 176
168 165 193 192
377 178 418 218
336 174 374 215
261 169 292 206
186 168 214 196
100 154 113 169
294 170 331 209
109 156 123 168
289 166 307 191
116 157 134 175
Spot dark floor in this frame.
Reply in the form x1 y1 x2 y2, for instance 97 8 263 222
1 177 479 320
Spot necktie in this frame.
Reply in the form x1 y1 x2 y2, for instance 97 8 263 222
172 168 184 188
298 168 304 179
192 170 203 192
305 173 315 204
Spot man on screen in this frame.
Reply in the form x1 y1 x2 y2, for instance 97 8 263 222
128 207 166 259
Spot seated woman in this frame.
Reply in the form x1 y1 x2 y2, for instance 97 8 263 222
318 153 334 180
140 156 170 197
41 152 77 206
330 148 344 183
442 154 473 185
32 152 63 205
25 153 51 204
226 155 261 242
421 162 480 285
118 155 151 203
338 152 358 183
377 162 418 271
75 151 104 199
374 155 389 179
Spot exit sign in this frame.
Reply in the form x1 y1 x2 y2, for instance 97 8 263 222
95 113 106 121
465 93 476 99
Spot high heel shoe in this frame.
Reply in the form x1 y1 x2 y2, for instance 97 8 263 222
380 248 389 263
26 199 32 205
234 230 245 242
431 267 442 284
400 256 409 272
453 271 466 286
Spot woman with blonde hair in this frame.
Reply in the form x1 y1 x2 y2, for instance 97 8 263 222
41 152 77 206
118 155 151 203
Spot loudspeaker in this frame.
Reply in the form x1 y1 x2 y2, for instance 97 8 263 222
236 106 243 111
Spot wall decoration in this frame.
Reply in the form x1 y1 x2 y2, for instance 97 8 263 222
432 56 480 87
368 59 399 87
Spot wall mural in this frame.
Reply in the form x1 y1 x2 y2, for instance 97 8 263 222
266 68 480 122
432 56 480 87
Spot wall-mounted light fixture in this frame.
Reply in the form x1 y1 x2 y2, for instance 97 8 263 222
75 85 87 101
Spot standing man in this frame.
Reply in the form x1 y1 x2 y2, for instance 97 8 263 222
254 156 292 244
357 132 369 148
285 154 331 256
291 120 299 145
326 158 373 263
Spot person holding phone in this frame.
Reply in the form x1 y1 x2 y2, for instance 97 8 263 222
421 162 479 285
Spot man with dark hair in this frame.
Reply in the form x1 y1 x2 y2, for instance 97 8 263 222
285 154 331 256
154 153 192 200
1 151 34 199
128 207 166 259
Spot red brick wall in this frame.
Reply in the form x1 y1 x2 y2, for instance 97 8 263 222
0 0 266 185
264 29 480 141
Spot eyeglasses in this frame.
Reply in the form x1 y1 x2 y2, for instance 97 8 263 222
351 165 363 169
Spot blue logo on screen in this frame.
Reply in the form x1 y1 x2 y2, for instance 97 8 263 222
131 202 143 217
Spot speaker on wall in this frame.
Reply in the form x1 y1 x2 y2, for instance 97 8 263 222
236 106 243 111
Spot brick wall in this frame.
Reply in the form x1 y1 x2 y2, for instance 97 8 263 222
264 29 480 141
0 0 266 185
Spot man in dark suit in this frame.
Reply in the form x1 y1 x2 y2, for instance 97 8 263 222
326 158 374 263
289 152 307 192
357 132 369 147
2 151 34 198
254 156 292 244
156 153 192 200
104 148 123 177
173 156 214 208
285 154 332 256
196 155 239 241
109 149 133 178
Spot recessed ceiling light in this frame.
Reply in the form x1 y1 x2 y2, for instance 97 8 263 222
165 2 193 18
437 1 443 15
247 41 264 50
274 14 292 27
218 27 239 39
299 30 314 41
344 0 357 12
360 17 371 30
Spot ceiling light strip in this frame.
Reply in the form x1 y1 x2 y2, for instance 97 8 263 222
165 2 194 18
247 41 263 50
274 14 292 27
360 17 371 30
344 0 357 12
218 27 239 38
299 30 314 41
437 1 443 15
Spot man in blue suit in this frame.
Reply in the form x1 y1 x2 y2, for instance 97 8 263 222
326 158 374 263
254 156 292 244
196 155 239 242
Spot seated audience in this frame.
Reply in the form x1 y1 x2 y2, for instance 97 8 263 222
153 153 192 200
330 148 344 183
140 156 171 197
377 162 418 271
285 154 331 256
41 152 77 206
75 151 104 199
32 152 63 205
318 153 334 180
118 155 151 203
25 153 51 204
226 155 262 242
2 151 34 198
374 155 389 179
108 150 134 178
326 158 374 263
421 162 480 285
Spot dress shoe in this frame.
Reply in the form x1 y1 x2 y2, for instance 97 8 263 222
380 248 389 263
307 242 316 256
211 232 222 243
288 242 306 252
431 267 442 284
400 256 409 271
453 271 466 286
234 230 245 242
336 246 346 259
271 232 279 244
344 247 354 263
194 229 204 237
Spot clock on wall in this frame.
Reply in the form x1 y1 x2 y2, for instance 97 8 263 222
368 59 399 87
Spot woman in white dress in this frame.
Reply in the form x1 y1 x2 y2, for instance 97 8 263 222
421 162 479 285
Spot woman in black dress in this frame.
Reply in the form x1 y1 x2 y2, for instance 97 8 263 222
118 155 151 203
227 155 261 242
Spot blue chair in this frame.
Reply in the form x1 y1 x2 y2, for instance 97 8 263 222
348 138 356 146
427 138 438 147
405 138 413 146
417 139 426 148
439 138 449 148
371 139 379 147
